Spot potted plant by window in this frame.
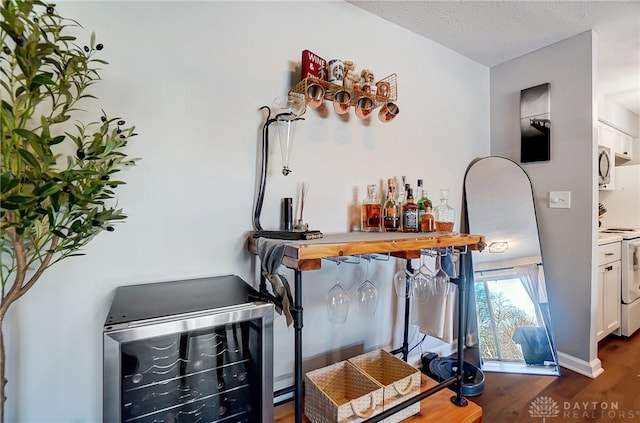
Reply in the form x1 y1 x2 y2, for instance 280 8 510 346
0 1 138 421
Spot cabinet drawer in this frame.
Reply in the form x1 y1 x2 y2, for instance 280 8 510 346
599 242 621 265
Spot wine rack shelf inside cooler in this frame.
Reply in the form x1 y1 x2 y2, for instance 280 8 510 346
121 323 257 423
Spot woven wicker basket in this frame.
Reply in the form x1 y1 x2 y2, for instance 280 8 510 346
305 360 384 423
348 349 421 422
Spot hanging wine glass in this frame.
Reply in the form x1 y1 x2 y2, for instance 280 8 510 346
412 252 435 302
326 260 350 324
393 267 416 299
357 257 379 316
433 251 452 295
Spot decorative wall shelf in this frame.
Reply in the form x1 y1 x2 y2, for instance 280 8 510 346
290 73 398 110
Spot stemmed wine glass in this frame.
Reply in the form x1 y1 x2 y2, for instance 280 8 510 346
394 266 417 299
326 260 350 324
412 253 436 302
432 251 452 296
357 257 379 316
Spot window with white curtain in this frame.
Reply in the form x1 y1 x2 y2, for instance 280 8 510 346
474 267 557 375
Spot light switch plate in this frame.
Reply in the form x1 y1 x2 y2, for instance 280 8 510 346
549 191 571 208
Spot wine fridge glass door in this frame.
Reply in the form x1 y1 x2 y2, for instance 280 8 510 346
104 303 274 423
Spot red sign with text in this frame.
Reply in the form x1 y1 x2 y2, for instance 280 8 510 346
301 49 327 81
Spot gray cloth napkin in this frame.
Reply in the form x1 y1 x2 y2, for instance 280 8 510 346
255 237 294 326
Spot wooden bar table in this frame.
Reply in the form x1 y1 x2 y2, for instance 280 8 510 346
249 232 485 423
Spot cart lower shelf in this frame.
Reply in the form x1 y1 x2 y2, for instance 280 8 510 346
274 374 482 423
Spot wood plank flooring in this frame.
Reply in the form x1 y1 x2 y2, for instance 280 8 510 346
472 330 640 422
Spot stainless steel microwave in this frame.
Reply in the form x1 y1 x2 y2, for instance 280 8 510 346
598 145 612 185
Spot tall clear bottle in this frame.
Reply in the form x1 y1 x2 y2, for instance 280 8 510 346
397 176 408 206
361 184 382 232
383 178 400 232
434 188 455 233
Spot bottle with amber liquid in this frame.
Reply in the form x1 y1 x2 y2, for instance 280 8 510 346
402 188 418 232
434 188 455 233
421 205 435 232
361 184 382 232
383 179 400 231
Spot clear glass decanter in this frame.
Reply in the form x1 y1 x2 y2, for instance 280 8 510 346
434 188 455 233
361 184 382 232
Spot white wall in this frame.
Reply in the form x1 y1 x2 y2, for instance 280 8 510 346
489 32 598 371
4 2 490 422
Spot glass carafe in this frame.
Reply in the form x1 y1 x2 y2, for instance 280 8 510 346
361 184 382 232
434 188 455 233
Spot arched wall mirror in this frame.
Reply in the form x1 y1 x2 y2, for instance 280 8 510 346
464 156 559 376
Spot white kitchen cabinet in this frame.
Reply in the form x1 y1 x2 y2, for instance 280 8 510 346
596 241 622 341
598 122 633 163
616 133 633 162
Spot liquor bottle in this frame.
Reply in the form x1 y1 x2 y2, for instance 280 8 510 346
434 188 455 233
361 184 382 232
383 178 400 231
397 176 408 206
402 188 418 233
416 179 432 231
421 205 435 232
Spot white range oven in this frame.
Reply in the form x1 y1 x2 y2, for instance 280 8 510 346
600 228 640 336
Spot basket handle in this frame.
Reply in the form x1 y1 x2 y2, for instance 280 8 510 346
393 378 414 396
350 394 375 419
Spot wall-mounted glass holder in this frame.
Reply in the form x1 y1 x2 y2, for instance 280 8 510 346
289 73 398 110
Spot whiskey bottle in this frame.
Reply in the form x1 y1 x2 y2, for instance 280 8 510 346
420 205 435 232
361 184 382 232
434 188 455 233
383 178 400 231
402 188 419 233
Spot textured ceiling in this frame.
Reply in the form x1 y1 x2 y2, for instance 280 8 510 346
348 1 640 115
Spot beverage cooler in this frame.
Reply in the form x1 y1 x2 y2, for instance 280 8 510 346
103 275 274 423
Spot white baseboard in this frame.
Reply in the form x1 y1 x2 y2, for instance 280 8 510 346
557 351 604 379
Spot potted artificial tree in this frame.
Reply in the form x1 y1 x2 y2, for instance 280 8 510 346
0 1 138 421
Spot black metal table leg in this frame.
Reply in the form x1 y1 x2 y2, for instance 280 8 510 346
402 259 414 361
293 269 304 423
451 252 468 407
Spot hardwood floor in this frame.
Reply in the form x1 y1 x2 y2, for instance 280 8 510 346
470 330 640 422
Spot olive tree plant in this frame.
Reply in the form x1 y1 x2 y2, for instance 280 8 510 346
0 1 138 421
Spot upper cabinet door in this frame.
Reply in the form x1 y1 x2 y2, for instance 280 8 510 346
599 122 633 163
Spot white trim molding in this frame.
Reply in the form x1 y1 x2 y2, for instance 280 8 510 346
557 351 604 379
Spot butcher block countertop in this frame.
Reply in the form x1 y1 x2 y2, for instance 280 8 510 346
249 231 485 271
274 374 482 423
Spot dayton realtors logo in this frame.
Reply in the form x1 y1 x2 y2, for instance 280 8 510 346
529 396 560 422
529 396 639 420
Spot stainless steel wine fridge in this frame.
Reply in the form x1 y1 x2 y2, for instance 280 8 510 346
103 275 274 423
